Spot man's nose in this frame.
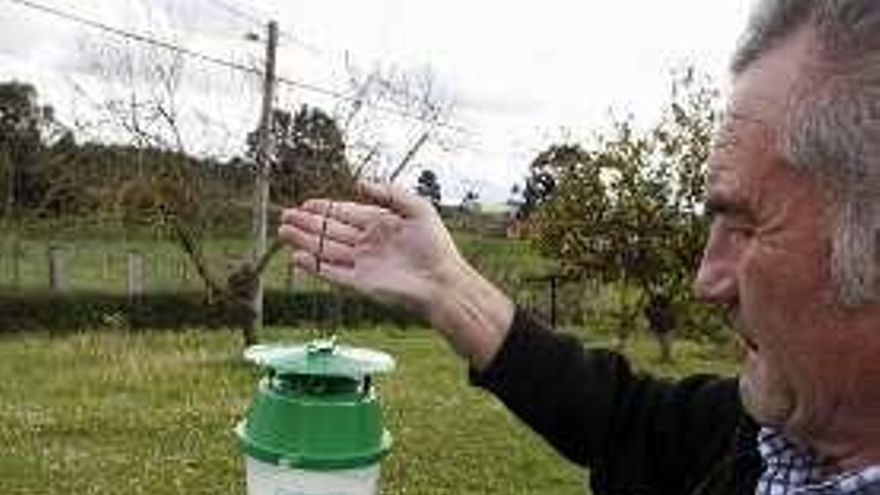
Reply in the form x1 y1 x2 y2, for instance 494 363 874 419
693 258 736 304
693 236 738 305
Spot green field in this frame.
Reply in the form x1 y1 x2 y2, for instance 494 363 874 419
0 324 739 495
0 220 738 493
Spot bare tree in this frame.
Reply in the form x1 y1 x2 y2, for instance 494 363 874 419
60 24 274 346
337 58 459 183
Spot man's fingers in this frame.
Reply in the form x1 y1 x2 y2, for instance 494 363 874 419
292 200 391 230
358 181 433 219
278 224 356 266
291 250 355 287
280 207 361 246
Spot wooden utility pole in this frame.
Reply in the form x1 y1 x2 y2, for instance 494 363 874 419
248 20 279 341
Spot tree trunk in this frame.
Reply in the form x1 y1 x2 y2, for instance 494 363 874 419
656 332 673 363
242 316 258 348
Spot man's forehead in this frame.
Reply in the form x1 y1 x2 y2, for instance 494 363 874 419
709 29 811 208
715 33 797 156
707 112 769 179
715 109 773 148
704 107 779 211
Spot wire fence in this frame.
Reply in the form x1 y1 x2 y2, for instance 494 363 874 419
0 229 604 331
0 235 306 294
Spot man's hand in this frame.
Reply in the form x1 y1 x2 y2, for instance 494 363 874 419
278 181 513 370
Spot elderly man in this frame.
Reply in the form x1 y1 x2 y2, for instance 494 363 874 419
278 0 880 493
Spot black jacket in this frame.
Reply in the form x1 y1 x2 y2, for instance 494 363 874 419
471 309 763 495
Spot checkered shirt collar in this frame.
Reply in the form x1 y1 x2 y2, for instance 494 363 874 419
756 428 880 495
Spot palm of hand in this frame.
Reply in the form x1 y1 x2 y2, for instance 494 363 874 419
352 211 456 304
279 187 461 311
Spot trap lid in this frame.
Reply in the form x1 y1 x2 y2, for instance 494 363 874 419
244 338 395 380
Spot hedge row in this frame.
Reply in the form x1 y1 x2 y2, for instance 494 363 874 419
0 290 417 333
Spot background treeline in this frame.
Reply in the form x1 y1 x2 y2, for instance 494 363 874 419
0 80 354 234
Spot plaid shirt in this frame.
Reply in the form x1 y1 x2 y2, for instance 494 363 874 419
756 428 880 495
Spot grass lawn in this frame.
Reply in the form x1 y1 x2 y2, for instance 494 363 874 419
0 324 739 495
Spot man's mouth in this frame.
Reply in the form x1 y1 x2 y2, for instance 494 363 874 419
739 333 759 352
729 310 758 351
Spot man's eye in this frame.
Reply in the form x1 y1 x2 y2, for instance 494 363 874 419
722 219 754 238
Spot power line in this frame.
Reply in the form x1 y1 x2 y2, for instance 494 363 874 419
277 30 330 58
4 0 473 135
201 0 343 63
203 0 263 28
196 1 468 135
188 0 466 133
7 0 263 72
196 2 473 136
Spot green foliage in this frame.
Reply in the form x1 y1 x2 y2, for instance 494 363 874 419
249 105 356 206
0 82 43 156
0 81 56 214
0 78 357 239
516 167 555 220
415 169 441 208
0 290 417 334
40 142 253 232
528 68 724 342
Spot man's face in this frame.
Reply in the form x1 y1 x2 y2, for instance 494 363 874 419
694 31 880 445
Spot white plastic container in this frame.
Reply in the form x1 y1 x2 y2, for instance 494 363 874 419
244 455 380 495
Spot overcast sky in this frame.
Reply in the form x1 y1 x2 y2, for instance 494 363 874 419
0 0 754 203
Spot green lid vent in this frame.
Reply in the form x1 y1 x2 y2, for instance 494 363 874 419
245 338 395 381
236 339 395 471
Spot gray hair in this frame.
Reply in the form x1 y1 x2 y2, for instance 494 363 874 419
733 0 880 306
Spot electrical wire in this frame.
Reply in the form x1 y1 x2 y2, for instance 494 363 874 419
204 0 263 28
4 0 474 134
201 0 337 58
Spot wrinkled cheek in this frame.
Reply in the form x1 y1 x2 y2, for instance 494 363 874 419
739 248 857 438
833 326 880 423
738 250 814 415
849 348 880 413
739 250 791 333
739 243 831 332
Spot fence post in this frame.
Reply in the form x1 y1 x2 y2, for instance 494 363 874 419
158 252 167 291
179 258 189 283
102 251 111 280
11 236 21 288
48 244 67 293
286 260 296 293
127 250 144 298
